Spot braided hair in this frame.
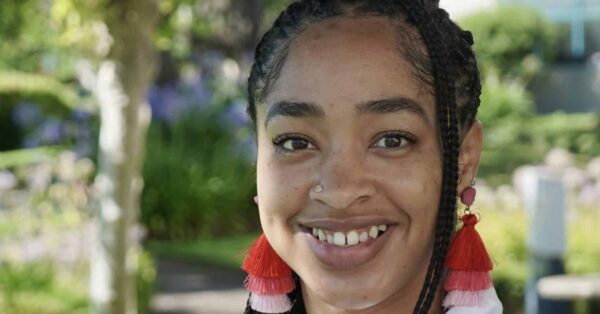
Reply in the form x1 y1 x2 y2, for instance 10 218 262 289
245 1 481 313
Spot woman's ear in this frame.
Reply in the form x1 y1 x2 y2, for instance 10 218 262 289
457 120 483 194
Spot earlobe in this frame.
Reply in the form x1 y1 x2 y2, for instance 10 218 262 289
457 120 483 194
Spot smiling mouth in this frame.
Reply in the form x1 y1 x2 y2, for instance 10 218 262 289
300 224 390 247
298 222 397 269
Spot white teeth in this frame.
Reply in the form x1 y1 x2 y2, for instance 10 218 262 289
347 231 359 245
333 232 346 246
310 224 390 246
369 226 379 239
359 231 369 242
318 229 326 241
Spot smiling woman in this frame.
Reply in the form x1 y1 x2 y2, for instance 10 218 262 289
241 1 502 314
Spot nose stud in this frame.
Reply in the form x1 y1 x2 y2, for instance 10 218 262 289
314 184 323 193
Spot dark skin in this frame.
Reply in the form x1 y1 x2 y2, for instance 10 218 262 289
254 16 483 314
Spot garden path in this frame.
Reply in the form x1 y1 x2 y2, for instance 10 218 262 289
151 256 248 314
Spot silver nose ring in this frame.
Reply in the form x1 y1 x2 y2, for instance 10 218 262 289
314 184 323 193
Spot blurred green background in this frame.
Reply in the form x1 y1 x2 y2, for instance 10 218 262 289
0 1 599 313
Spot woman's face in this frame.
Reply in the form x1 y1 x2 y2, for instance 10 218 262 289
255 17 443 312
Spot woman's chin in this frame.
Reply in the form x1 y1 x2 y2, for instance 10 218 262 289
303 282 385 311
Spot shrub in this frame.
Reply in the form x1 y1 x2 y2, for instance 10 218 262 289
0 72 95 153
479 207 600 314
137 250 156 314
459 7 585 185
477 75 539 185
0 250 157 314
460 6 559 83
477 76 600 185
0 260 88 313
141 107 258 240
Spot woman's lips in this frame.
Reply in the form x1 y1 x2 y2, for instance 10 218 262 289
302 224 395 269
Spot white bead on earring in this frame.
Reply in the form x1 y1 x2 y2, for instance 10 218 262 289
314 184 323 193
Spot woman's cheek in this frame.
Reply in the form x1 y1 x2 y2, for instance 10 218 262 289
257 156 312 223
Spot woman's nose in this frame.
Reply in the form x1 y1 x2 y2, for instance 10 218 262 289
310 151 376 210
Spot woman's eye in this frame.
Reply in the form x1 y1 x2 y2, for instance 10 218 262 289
273 135 316 152
372 133 413 149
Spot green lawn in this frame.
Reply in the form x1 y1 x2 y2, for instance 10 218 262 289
144 232 260 269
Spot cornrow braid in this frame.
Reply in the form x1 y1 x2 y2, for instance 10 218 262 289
397 3 460 313
245 1 480 313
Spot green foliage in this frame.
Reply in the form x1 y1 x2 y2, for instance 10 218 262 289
0 251 157 314
0 71 86 151
50 0 107 59
0 71 79 111
0 146 62 169
461 6 559 83
137 250 156 314
141 109 258 240
0 0 51 72
146 233 259 269
477 75 600 185
479 210 529 313
478 76 535 124
0 261 88 313
479 209 600 314
0 0 79 79
477 76 538 184
464 7 600 185
566 210 600 275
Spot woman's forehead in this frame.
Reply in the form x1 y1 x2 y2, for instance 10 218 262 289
292 16 398 52
263 16 435 121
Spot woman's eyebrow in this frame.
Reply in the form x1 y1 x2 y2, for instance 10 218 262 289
357 97 431 125
264 97 431 128
265 100 325 128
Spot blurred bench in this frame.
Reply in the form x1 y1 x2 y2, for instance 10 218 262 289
537 274 600 314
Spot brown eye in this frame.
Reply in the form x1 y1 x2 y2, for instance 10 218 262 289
382 136 401 148
372 132 414 149
273 134 317 153
283 138 314 151
376 136 402 148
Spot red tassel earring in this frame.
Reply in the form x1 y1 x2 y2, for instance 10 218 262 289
443 185 494 308
242 234 295 313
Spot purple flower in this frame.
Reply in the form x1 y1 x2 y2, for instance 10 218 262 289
223 99 250 128
148 77 215 123
12 102 42 127
23 136 40 148
75 128 93 157
199 50 225 75
186 76 211 107
148 84 183 122
72 109 91 123
39 118 65 144
178 75 212 110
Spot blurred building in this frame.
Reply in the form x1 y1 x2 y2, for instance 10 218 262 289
441 0 600 113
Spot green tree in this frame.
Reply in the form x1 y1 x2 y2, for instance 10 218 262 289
461 7 558 84
88 1 159 313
